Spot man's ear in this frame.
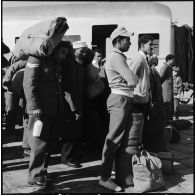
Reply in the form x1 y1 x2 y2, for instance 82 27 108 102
116 37 121 45
140 43 144 48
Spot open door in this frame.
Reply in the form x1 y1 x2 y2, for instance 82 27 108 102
92 24 118 57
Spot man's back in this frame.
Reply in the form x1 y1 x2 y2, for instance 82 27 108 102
159 62 173 103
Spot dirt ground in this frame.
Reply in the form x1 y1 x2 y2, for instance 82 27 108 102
2 103 194 193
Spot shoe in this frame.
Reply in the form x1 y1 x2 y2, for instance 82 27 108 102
99 177 122 192
28 179 49 187
23 149 31 158
64 159 82 168
42 169 49 179
42 169 53 181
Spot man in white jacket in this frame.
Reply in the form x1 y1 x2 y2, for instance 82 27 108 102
129 35 153 149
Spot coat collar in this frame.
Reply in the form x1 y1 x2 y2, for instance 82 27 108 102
111 48 127 59
139 50 147 60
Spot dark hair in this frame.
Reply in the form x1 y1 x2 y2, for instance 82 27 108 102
149 55 158 67
54 41 75 60
112 36 128 46
82 48 94 66
94 48 102 55
165 54 174 62
138 35 153 48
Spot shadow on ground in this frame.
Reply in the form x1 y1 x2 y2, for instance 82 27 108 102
27 164 112 193
3 148 101 173
3 160 29 172
2 145 24 161
28 162 193 193
2 128 24 144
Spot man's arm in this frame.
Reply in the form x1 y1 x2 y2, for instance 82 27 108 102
98 66 106 78
111 54 138 87
62 62 83 119
23 56 42 117
129 56 143 78
159 65 168 84
3 60 27 90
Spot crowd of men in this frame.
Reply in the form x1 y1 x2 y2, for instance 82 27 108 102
2 26 181 191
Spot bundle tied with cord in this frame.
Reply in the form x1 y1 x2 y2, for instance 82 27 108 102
13 17 69 60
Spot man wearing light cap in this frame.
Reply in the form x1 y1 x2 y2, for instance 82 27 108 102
72 40 88 112
73 41 88 64
60 40 88 168
99 26 138 191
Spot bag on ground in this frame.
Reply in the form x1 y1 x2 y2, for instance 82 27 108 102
132 150 166 192
13 17 69 60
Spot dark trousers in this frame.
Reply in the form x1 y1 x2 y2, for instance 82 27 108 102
133 102 150 121
22 114 30 149
59 111 83 163
83 93 109 150
5 92 20 133
92 93 109 130
164 102 172 123
174 97 180 118
27 115 57 182
61 141 80 163
101 93 133 179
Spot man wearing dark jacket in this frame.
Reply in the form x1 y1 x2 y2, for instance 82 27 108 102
159 54 175 123
23 41 68 187
59 41 84 168
3 60 30 156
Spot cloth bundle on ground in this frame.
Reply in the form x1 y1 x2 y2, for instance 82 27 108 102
168 120 192 131
13 17 69 60
132 150 166 193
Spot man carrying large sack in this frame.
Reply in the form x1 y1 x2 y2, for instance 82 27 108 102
23 40 69 187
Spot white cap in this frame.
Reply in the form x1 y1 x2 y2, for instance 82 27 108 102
110 26 134 41
73 41 88 49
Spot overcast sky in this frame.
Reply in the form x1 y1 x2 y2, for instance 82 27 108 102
2 1 193 26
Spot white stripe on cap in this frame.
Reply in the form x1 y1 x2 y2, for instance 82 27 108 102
26 62 39 68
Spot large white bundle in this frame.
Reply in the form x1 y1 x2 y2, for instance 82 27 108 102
13 17 69 60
